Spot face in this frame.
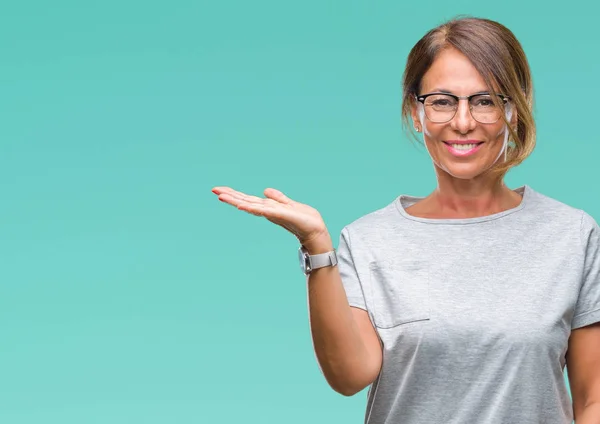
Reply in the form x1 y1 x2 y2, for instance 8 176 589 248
411 47 516 182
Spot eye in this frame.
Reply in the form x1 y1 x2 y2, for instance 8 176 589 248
426 95 456 108
471 95 497 108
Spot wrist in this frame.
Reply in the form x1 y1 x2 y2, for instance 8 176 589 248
301 234 334 255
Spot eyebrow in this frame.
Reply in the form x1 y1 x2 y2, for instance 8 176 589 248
429 88 490 95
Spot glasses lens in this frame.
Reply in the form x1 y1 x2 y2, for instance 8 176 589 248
470 94 502 123
424 94 457 123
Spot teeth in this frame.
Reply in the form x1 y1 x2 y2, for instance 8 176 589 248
450 143 478 150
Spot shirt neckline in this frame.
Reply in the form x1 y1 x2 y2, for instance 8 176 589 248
395 185 530 225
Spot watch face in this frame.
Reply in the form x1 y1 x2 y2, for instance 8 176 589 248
298 247 309 274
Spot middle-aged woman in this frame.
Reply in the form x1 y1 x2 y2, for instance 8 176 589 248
212 16 600 424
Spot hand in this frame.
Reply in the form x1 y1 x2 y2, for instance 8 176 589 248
211 186 331 249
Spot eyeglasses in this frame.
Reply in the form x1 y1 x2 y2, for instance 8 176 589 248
415 92 511 124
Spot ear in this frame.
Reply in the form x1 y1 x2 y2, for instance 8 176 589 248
509 103 518 132
410 97 421 131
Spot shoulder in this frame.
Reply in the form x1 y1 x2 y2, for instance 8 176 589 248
525 186 600 246
340 196 401 239
527 187 580 214
525 186 586 224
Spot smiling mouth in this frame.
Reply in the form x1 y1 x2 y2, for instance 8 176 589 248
443 141 484 149
442 141 485 157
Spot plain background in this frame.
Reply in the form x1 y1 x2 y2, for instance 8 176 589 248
1 1 596 423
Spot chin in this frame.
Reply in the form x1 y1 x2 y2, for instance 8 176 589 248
440 162 489 180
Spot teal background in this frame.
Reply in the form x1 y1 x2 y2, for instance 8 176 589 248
0 1 596 422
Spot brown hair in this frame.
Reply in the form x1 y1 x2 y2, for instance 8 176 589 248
401 16 535 178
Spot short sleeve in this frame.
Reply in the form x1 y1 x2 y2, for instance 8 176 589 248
573 211 600 329
337 226 367 311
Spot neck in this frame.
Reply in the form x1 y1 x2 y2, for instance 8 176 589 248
429 174 519 218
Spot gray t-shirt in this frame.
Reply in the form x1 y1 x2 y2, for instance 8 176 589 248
337 185 600 424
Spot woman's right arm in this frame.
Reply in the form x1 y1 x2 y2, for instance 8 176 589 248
211 186 382 396
304 235 383 396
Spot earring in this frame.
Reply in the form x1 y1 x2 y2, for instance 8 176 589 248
415 126 420 132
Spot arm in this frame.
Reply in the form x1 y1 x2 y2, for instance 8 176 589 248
304 235 383 396
211 186 382 396
566 322 600 423
575 403 600 424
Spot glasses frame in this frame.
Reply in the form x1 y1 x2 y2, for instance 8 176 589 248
415 92 512 124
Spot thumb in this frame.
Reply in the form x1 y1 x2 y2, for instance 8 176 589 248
264 188 294 205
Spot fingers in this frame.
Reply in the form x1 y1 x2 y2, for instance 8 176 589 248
214 188 294 220
217 193 260 210
237 201 271 217
212 187 247 198
237 199 292 221
263 188 294 205
212 186 293 206
214 192 279 219
212 187 264 205
213 186 310 237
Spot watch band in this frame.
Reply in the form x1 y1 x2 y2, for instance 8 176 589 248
299 246 338 275
309 250 338 270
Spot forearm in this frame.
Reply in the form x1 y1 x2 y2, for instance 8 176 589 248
304 237 374 395
576 402 600 424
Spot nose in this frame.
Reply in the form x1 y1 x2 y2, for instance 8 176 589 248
450 99 476 134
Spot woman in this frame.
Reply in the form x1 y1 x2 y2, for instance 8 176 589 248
212 17 600 424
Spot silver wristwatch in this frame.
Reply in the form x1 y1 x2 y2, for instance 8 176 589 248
298 245 338 275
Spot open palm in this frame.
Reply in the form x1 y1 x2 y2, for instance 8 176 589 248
211 186 328 246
